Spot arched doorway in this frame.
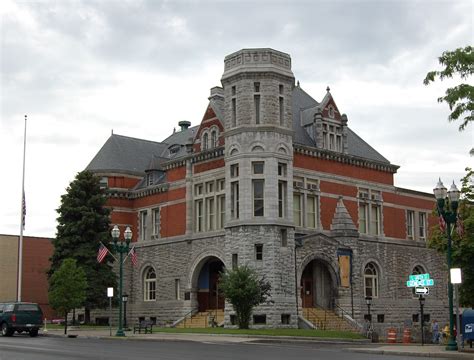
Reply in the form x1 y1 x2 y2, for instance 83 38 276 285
196 257 225 312
301 259 334 309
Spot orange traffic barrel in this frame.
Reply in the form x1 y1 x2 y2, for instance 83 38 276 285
403 328 411 343
387 328 397 343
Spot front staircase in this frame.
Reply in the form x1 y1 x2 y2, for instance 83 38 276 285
303 307 359 332
176 309 224 328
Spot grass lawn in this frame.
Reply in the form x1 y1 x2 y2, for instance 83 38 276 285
150 327 365 339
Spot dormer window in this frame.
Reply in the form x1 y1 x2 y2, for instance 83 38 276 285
147 173 154 186
211 130 217 148
169 144 180 155
322 122 342 152
203 133 209 150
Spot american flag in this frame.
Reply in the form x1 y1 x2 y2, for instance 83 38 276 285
22 191 26 230
128 246 138 267
97 243 109 263
439 215 447 233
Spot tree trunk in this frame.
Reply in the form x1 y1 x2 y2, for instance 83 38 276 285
85 307 91 324
72 308 76 326
64 311 68 335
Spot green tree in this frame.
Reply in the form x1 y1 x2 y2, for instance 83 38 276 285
423 46 474 131
49 258 87 334
219 266 271 329
428 168 474 306
49 170 116 323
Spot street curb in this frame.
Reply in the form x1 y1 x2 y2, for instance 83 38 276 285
350 348 474 359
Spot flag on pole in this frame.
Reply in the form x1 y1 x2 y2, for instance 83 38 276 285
439 215 446 233
128 246 138 267
22 190 26 230
97 243 109 263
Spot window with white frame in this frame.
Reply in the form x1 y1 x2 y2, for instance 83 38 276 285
203 133 209 151
419 213 426 240
195 200 203 232
407 210 415 239
152 208 160 237
278 181 287 218
139 210 147 241
231 181 239 219
253 179 264 217
293 193 302 226
322 122 342 152
206 197 215 231
211 130 217 148
364 262 379 298
175 279 180 300
358 188 382 236
194 179 225 232
144 267 156 301
307 195 318 228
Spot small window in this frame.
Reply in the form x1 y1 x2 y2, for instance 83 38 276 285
254 82 260 92
139 316 145 323
364 314 372 322
175 279 180 300
253 315 266 324
184 292 191 301
278 163 287 177
150 317 157 325
195 184 203 195
412 314 419 323
423 314 430 323
281 228 287 247
255 244 263 260
279 84 284 94
253 162 264 174
206 181 214 194
231 164 239 178
232 86 236 96
232 254 238 270
281 314 290 324
377 314 385 323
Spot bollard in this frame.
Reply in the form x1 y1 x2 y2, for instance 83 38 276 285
387 328 397 343
403 328 411 343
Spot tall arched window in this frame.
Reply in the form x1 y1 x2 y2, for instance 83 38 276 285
203 133 209 151
364 262 379 298
211 130 217 148
144 267 156 301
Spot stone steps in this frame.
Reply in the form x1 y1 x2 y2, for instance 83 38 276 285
303 307 358 332
176 310 224 329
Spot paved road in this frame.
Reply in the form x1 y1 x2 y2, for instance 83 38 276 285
0 335 450 360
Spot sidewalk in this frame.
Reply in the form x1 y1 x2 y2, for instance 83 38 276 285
349 344 474 359
42 328 474 359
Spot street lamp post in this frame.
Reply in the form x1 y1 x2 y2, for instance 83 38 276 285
122 294 129 330
419 295 425 346
433 179 460 351
365 296 372 324
111 225 133 337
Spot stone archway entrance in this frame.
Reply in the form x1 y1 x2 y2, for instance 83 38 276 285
195 257 225 312
301 259 334 309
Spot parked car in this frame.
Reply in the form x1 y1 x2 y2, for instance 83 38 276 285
0 302 43 337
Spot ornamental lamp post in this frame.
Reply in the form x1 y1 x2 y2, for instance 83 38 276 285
111 225 132 337
365 296 372 324
433 179 460 351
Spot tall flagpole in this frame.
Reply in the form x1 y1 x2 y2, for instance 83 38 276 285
18 115 27 302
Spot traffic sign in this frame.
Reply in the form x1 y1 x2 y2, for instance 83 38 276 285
409 273 430 281
406 278 434 287
415 287 429 295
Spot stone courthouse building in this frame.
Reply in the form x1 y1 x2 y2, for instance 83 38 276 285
86 48 448 333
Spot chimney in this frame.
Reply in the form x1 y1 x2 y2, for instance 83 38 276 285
178 120 191 131
208 86 224 102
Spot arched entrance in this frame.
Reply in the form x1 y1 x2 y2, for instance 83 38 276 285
195 257 225 312
301 259 335 309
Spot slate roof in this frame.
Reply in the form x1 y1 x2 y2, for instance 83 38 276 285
88 86 391 176
292 85 390 164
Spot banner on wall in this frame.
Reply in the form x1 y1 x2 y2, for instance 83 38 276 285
337 249 352 288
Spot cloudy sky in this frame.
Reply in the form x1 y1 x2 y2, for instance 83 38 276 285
1 0 472 238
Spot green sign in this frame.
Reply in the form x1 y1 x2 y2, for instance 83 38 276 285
406 279 434 287
409 273 430 281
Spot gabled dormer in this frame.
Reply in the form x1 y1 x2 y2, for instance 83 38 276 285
306 87 348 154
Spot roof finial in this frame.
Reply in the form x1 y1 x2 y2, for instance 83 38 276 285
326 86 330 92
111 129 114 135
297 80 300 87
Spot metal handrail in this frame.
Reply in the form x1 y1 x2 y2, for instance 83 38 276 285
334 303 363 330
182 307 198 328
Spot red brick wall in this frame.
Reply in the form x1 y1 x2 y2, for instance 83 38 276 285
22 237 57 319
167 167 186 182
108 176 140 189
194 159 225 174
161 202 186 237
133 188 186 208
383 191 434 209
383 206 406 238
320 181 357 197
320 197 338 230
294 153 394 185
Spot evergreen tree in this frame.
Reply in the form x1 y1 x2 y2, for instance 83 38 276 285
49 170 116 323
49 258 87 334
219 266 271 329
428 167 474 306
